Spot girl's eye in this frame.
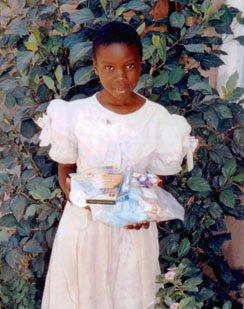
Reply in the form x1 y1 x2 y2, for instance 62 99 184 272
105 66 113 71
126 64 135 69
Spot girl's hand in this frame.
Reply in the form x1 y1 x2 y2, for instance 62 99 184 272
124 222 150 230
65 177 71 201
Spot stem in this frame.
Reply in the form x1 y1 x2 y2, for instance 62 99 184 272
22 143 43 177
1 182 36 203
145 55 158 95
11 129 43 178
109 0 113 15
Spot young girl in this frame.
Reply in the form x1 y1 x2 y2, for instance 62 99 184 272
37 21 197 309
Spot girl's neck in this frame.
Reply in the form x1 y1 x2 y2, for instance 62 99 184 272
96 91 146 115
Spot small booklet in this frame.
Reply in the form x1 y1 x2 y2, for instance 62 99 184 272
70 166 123 205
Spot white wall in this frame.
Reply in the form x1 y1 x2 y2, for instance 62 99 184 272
217 0 244 93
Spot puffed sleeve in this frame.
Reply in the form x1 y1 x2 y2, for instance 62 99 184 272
147 114 198 176
36 99 78 164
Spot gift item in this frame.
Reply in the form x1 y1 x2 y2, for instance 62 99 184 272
69 166 184 227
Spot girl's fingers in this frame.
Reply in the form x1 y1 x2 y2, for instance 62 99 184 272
143 222 150 229
66 177 71 192
124 225 134 229
124 222 150 229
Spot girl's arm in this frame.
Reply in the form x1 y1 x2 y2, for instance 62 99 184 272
58 163 77 201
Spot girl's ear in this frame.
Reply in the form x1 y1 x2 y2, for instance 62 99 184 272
93 58 98 75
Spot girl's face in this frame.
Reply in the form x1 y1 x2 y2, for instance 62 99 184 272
93 43 142 103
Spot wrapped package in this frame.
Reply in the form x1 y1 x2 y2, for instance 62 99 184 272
69 167 184 227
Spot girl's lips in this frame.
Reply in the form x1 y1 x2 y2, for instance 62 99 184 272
113 86 128 93
114 87 126 92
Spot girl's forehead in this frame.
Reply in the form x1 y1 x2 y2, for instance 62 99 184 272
95 43 141 62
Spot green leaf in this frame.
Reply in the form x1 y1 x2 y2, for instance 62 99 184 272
201 0 212 13
39 5 56 15
0 157 16 169
223 301 232 309
210 144 232 164
70 8 94 24
179 297 194 307
0 173 10 183
184 276 203 286
1 264 15 281
219 189 235 208
136 22 146 35
24 33 38 52
222 158 236 179
124 0 149 11
10 20 28 36
23 238 43 254
70 42 92 65
5 249 22 269
5 92 17 108
233 128 244 158
61 75 72 92
226 87 244 102
16 51 32 72
203 218 215 226
21 118 37 138
169 12 185 28
74 65 93 85
220 6 233 25
116 6 126 16
17 220 31 236
201 54 224 70
32 256 45 278
100 0 107 11
153 72 169 87
25 204 41 217
0 230 9 242
203 109 219 130
46 227 56 248
178 238 190 258
213 22 233 35
169 67 183 85
43 75 56 92
0 79 17 91
59 0 72 4
11 196 27 222
235 36 244 46
215 105 232 119
168 90 181 101
226 71 239 93
55 65 63 85
152 34 160 47
187 176 210 192
185 44 204 53
198 288 215 301
29 186 51 200
157 36 167 63
142 44 156 60
233 173 244 183
0 214 17 227
189 81 212 94
53 22 68 34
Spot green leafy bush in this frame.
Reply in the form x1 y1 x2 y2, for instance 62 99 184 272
0 0 244 308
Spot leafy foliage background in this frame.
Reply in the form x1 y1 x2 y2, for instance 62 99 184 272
0 0 244 308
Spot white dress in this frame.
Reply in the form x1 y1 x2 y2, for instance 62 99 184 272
37 93 197 309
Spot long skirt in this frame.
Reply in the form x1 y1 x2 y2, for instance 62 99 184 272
41 202 160 309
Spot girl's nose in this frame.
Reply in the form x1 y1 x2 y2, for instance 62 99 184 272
116 68 126 79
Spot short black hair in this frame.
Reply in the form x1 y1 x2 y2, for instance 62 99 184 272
92 21 143 59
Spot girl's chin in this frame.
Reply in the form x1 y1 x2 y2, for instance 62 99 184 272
112 88 134 97
101 89 135 101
